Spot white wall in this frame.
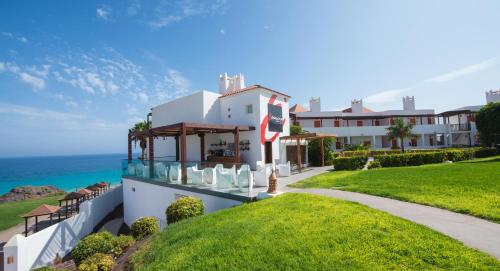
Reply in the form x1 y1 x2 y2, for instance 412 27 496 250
3 187 123 271
123 179 242 227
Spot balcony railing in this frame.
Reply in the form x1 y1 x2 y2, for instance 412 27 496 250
449 123 471 132
121 159 259 200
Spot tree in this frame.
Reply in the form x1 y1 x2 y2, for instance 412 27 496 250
130 120 152 160
476 102 500 147
386 117 415 153
290 125 306 135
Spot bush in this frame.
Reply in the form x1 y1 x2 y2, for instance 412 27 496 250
131 217 159 240
166 196 204 224
367 160 381 169
341 150 369 157
78 253 114 271
114 235 135 254
332 156 368 170
444 149 474 162
72 232 116 264
375 152 446 167
473 147 498 158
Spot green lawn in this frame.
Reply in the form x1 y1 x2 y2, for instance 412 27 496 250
0 195 62 231
130 193 499 270
290 156 500 222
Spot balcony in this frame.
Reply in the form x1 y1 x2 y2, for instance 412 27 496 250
305 124 448 137
449 123 471 132
121 159 265 201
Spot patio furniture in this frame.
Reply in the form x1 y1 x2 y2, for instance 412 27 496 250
169 163 181 183
254 161 272 187
237 164 253 192
276 161 291 177
154 162 167 179
203 167 217 186
127 163 136 176
187 165 204 185
135 163 145 177
215 164 236 189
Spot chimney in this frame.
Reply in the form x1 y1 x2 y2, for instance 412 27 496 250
351 99 363 113
486 89 500 103
219 73 245 94
402 96 415 111
309 97 321 112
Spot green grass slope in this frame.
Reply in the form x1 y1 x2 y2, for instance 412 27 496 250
0 195 61 231
131 193 499 270
290 156 500 222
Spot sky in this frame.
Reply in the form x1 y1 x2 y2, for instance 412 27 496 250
1 0 500 157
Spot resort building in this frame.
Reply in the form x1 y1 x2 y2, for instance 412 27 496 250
290 90 499 150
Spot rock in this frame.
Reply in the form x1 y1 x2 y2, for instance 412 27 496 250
0 185 65 203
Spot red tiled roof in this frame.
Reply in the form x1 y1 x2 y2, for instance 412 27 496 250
219 85 291 98
290 104 308 113
77 188 92 195
23 204 61 217
342 107 373 113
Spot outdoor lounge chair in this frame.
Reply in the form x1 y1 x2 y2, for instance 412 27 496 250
187 165 204 185
154 162 167 179
135 163 145 177
203 167 217 186
254 161 271 186
276 161 291 177
127 163 136 176
169 163 182 183
215 164 236 189
237 164 254 192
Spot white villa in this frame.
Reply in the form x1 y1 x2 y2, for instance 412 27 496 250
290 90 500 150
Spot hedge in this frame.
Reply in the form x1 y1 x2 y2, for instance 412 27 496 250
131 217 159 240
332 156 368 170
375 152 446 167
72 231 135 264
473 147 498 158
77 253 114 271
166 196 204 224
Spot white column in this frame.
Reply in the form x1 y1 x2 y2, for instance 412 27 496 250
448 133 453 147
372 136 376 148
347 136 351 144
421 134 425 148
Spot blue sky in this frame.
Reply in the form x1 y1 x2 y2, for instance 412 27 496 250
1 0 500 157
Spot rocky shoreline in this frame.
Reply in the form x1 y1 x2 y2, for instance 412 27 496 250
0 185 65 203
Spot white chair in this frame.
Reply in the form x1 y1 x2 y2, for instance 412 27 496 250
254 163 271 187
216 164 236 189
143 165 150 178
154 163 167 179
276 161 291 177
135 163 145 177
203 167 217 187
237 165 254 192
169 163 181 183
127 163 136 176
187 165 204 185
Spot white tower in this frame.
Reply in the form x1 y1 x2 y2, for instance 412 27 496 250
219 73 245 94
486 89 500 103
309 97 321 112
351 99 363 113
403 96 416 111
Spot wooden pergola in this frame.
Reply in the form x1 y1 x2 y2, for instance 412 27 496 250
77 188 93 200
58 192 84 217
128 122 255 182
86 185 102 197
22 204 62 237
280 133 336 172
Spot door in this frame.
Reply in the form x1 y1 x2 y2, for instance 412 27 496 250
265 141 273 164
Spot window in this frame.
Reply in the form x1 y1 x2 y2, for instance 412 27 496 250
410 138 417 147
390 118 395 125
246 104 253 114
357 120 363 127
335 141 342 149
334 120 340 127
409 118 416 125
429 137 434 146
374 120 380 126
427 117 433 124
314 120 322 128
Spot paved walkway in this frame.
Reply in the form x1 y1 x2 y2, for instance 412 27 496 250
98 218 123 235
287 187 500 259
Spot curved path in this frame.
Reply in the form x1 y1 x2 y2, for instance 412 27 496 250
289 187 500 259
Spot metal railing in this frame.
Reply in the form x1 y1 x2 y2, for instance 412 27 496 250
449 123 471 132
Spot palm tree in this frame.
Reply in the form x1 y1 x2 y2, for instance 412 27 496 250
386 118 415 153
130 120 152 160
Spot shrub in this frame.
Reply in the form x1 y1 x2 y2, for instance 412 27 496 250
113 235 135 254
444 149 474 162
473 147 498 158
341 150 369 157
72 232 116 264
166 196 204 224
131 217 159 240
332 156 368 170
34 267 68 271
77 253 114 271
308 138 334 166
367 160 381 169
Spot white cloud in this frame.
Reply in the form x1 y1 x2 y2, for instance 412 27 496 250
19 72 45 90
220 29 225 35
364 88 409 105
96 7 110 20
132 91 149 103
1 32 29 43
149 0 227 29
127 0 141 16
425 58 498 83
18 36 28 43
0 103 83 121
0 62 5 71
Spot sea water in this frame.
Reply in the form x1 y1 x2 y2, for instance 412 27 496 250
0 154 128 194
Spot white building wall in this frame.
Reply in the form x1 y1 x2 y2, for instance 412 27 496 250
123 179 242 226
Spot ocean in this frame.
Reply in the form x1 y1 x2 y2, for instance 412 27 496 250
0 154 128 195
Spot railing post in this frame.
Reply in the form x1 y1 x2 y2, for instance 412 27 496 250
180 123 187 184
149 134 154 178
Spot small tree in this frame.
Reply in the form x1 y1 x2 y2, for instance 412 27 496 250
386 118 415 153
130 120 151 160
476 102 500 147
290 125 306 135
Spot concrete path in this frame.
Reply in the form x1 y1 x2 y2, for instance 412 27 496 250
288 188 500 259
98 218 123 235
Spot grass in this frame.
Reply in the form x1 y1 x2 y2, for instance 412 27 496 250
130 193 499 270
290 156 500 222
0 195 62 231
